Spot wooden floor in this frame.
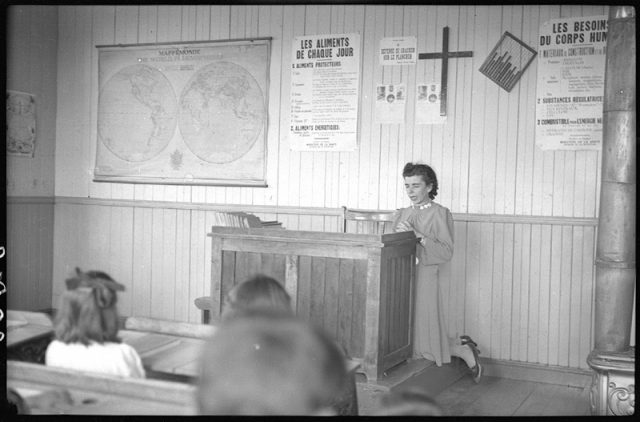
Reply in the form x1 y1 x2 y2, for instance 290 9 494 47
357 358 592 416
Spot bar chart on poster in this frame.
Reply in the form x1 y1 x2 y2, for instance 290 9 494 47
479 31 537 92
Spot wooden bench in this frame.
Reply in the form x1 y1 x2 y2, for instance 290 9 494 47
7 360 197 415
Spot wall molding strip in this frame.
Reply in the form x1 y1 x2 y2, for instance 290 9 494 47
50 196 599 226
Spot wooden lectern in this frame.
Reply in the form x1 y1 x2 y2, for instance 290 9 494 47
201 226 418 381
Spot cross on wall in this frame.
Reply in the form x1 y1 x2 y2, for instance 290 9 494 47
418 26 473 116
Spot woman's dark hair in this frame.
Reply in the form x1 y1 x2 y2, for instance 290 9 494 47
402 162 438 199
53 268 124 345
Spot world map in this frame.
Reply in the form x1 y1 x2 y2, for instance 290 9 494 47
98 64 178 162
178 61 265 163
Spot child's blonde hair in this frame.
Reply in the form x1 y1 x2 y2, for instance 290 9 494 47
53 268 124 345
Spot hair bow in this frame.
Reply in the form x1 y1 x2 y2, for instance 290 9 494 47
65 267 125 308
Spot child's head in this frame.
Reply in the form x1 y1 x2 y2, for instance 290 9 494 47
376 387 444 416
402 162 439 201
222 274 292 320
53 268 125 345
197 309 348 415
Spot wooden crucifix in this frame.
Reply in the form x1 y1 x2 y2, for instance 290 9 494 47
419 26 473 116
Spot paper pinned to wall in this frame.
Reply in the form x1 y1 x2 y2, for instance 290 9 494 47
415 83 446 125
6 90 36 157
375 84 406 124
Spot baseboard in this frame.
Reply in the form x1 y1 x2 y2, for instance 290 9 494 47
481 358 592 388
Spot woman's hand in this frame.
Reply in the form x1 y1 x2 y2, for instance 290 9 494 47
395 221 413 232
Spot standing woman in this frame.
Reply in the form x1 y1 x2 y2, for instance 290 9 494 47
390 162 482 382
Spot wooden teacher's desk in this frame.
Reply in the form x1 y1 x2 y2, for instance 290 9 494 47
200 227 418 381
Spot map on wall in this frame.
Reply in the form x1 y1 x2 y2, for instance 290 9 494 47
95 39 271 186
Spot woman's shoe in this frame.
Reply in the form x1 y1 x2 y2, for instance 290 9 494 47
460 335 482 383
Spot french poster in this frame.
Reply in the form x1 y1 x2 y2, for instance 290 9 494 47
290 33 361 151
415 83 446 125
375 84 406 124
535 16 607 150
379 36 417 65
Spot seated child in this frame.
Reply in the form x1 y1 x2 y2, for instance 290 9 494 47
197 309 348 415
221 274 293 320
45 268 145 378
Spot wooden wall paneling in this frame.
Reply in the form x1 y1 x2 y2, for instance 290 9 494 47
297 255 312 319
276 5 294 209
558 225 573 366
537 224 552 364
448 220 467 339
109 206 134 317
161 209 178 319
284 6 305 214
376 6 398 211
357 5 381 209
260 5 283 209
147 208 163 318
416 6 437 176
6 204 25 309
463 222 481 343
40 204 55 310
188 210 206 322
323 257 340 339
532 5 560 217
173 210 191 322
547 225 563 365
309 6 328 212
500 223 515 360
427 6 449 207
50 204 70 307
85 6 111 200
437 6 462 210
501 6 524 215
579 226 596 369
337 259 355 355
477 222 494 358
451 7 473 213
527 224 541 362
480 7 503 215
340 5 365 209
400 5 418 187
568 226 584 367
466 6 489 213
510 223 525 361
514 6 539 215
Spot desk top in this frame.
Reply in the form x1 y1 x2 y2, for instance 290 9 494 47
6 310 54 348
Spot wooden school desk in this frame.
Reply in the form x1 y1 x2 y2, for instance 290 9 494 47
6 310 55 363
7 360 197 415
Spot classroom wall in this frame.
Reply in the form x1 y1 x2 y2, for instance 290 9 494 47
46 5 611 369
6 5 58 310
